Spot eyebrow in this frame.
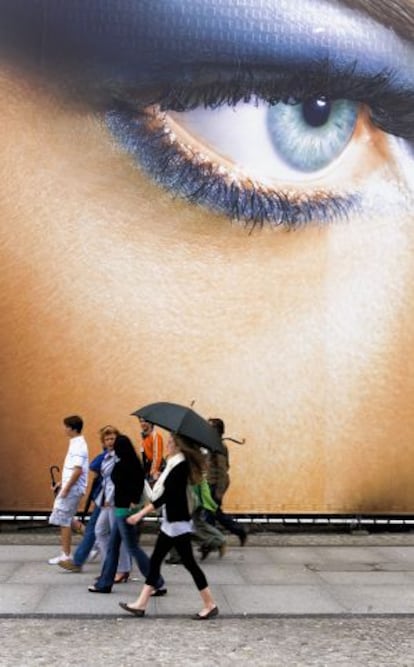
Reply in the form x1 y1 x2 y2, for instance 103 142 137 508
343 0 414 41
0 0 412 100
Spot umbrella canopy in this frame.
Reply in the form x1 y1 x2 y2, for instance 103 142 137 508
131 402 225 454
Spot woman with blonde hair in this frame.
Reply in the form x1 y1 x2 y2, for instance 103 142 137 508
120 433 218 619
91 425 132 582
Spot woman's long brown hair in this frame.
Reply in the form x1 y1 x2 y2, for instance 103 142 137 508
343 0 414 41
173 435 206 484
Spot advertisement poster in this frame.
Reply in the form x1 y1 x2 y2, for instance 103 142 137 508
0 0 413 513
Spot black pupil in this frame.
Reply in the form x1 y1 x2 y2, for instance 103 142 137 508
302 98 332 128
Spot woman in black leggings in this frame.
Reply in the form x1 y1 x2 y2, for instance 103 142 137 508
119 433 218 620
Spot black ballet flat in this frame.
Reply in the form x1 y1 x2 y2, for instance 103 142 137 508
119 602 146 617
151 588 168 597
88 585 112 593
193 606 219 620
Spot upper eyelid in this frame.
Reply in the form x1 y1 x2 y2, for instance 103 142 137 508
126 64 414 141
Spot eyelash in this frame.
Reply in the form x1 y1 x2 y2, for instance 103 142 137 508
107 106 359 229
106 65 414 229
155 65 414 139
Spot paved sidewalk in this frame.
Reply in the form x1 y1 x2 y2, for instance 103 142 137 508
2 531 414 617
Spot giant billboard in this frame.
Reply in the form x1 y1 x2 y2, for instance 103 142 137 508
0 0 413 513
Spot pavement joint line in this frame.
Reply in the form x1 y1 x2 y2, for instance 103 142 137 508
2 612 414 620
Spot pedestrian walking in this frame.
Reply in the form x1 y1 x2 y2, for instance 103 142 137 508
88 434 165 594
48 415 89 565
139 417 165 484
207 418 247 546
120 433 218 619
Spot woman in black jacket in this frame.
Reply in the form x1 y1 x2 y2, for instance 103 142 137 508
120 433 218 619
88 434 165 594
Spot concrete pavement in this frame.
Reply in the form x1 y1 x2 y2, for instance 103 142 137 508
2 530 414 617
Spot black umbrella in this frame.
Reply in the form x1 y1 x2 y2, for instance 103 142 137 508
49 465 61 496
131 402 225 454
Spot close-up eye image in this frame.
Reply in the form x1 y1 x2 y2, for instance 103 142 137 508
0 0 413 519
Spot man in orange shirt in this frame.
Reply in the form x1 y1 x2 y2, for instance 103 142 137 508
139 418 164 485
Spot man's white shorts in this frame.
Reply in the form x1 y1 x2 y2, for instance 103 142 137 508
49 490 83 527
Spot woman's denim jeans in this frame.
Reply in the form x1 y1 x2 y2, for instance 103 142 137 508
95 514 164 591
73 505 100 566
94 506 131 573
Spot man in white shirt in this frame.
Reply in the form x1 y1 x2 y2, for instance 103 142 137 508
48 415 89 564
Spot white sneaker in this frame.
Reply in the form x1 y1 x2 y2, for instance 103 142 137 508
48 553 71 565
87 548 99 563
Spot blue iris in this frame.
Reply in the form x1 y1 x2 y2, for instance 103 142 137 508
267 98 358 173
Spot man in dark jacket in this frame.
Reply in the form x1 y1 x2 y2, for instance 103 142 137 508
207 418 247 546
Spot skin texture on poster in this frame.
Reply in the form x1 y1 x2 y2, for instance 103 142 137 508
0 0 413 513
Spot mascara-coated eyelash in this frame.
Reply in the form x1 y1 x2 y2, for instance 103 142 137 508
116 64 414 139
106 106 359 230
105 65 413 228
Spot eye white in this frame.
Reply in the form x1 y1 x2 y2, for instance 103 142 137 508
168 98 357 186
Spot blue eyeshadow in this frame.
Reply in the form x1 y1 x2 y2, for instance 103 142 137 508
0 0 412 96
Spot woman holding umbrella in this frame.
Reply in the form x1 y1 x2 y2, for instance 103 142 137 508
120 432 218 620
